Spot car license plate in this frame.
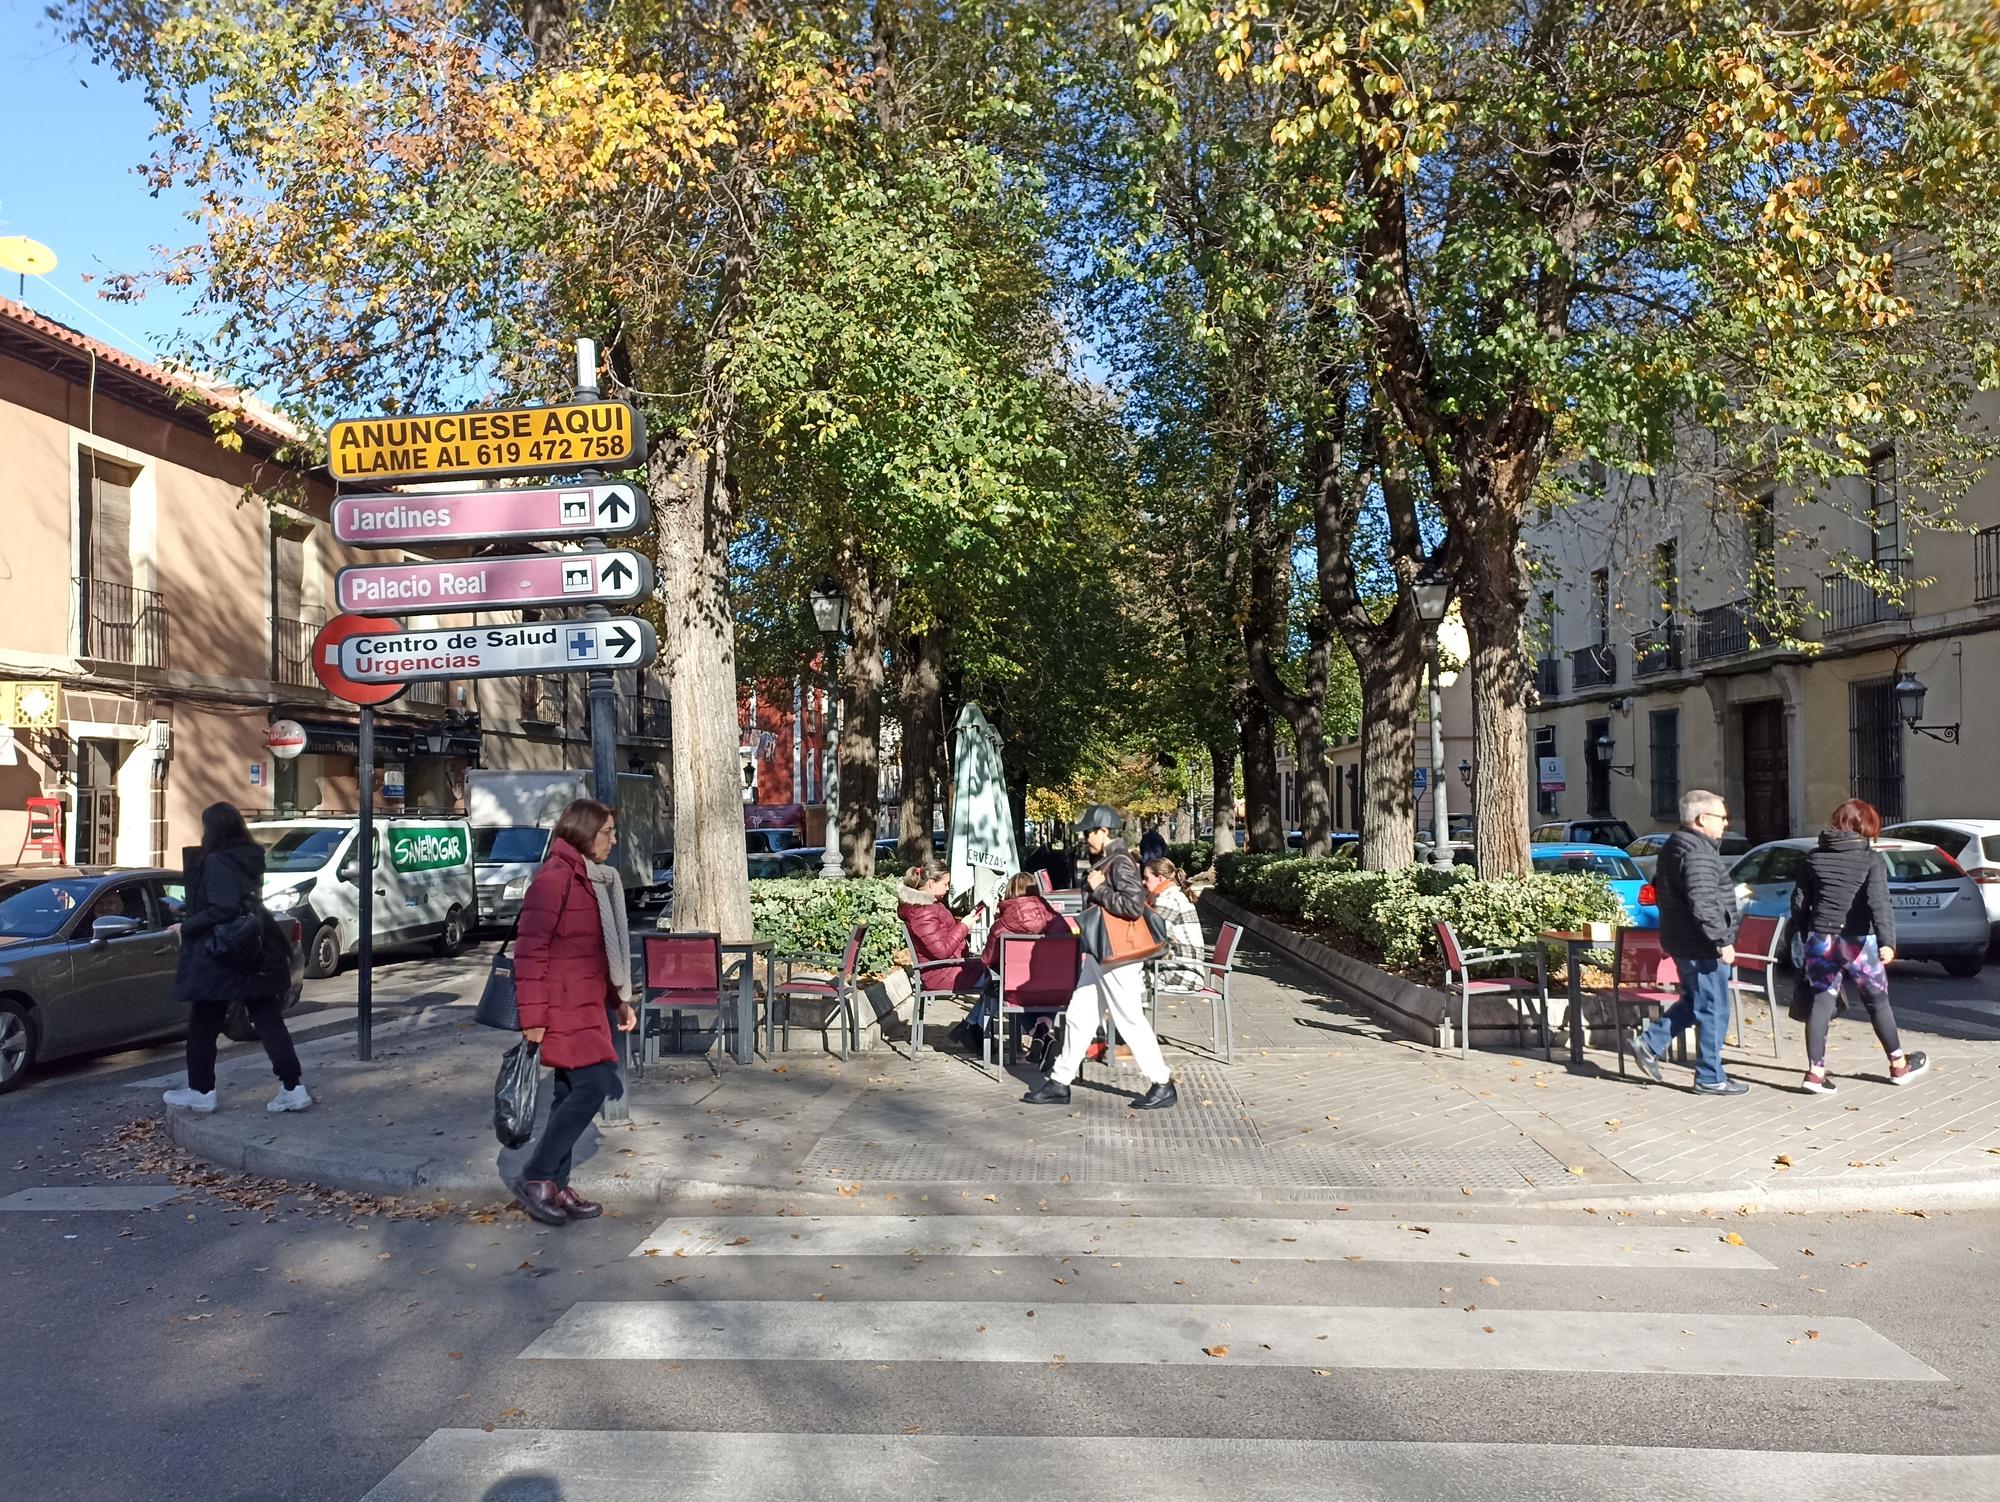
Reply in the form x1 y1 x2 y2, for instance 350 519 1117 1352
1893 893 1942 909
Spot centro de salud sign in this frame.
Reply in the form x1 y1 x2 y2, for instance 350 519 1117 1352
327 400 645 482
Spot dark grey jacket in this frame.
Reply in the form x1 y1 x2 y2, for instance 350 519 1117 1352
1656 826 1734 961
174 842 281 1004
1791 830 1896 949
1085 838 1147 921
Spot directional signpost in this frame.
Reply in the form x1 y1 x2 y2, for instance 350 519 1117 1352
336 549 653 613
324 357 666 1089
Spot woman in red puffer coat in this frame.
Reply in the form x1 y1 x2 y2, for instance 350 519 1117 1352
511 798 636 1227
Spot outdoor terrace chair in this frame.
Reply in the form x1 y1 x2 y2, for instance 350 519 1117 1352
1610 927 1688 1080
990 925 1083 1068
1436 919 1547 1061
899 918 987 1055
639 932 727 1077
1144 920 1243 1064
770 921 866 1060
1727 913 1784 1058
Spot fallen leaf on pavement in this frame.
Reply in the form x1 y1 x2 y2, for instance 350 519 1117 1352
729 1236 751 1246
1722 1233 1746 1246
1203 1346 1229 1358
448 1352 463 1361
1774 1154 1794 1168
1480 1276 1500 1287
1310 1368 1332 1376
1806 1329 1821 1340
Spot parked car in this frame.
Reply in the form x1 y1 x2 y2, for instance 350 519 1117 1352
0 865 304 1093
1626 828 1751 877
748 851 818 880
1414 841 1480 868
746 828 804 855
1533 818 1638 849
1730 837 1989 976
1883 819 2000 937
1530 843 1658 928
470 824 551 930
1289 830 1360 851
251 815 475 977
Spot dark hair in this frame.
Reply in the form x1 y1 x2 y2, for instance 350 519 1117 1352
199 802 253 854
551 798 615 855
1828 798 1882 839
1004 872 1038 900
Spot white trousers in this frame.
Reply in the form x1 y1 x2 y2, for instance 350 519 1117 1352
1048 955 1171 1087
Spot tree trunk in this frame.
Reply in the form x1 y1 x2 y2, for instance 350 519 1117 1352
837 557 893 877
896 625 944 864
1460 517 1533 877
655 436 754 941
1208 742 1237 857
1354 625 1424 871
1239 688 1283 853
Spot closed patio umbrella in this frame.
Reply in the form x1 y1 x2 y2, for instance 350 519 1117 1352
946 702 1019 920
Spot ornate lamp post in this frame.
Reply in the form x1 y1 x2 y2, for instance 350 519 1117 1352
809 581 851 879
1412 569 1454 871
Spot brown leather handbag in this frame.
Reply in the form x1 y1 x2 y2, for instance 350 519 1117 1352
1079 904 1169 971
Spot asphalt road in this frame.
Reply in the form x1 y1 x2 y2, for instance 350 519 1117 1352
2 944 1996 1499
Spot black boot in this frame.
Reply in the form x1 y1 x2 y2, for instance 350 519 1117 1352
514 1178 571 1226
1130 1080 1178 1111
1021 1077 1072 1105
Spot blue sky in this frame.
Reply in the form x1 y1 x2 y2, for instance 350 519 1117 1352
0 14 205 363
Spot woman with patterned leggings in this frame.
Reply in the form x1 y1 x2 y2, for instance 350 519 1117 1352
1790 798 1928 1094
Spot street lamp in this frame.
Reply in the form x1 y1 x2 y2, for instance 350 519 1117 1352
1592 731 1635 777
810 580 850 879
1412 568 1453 870
1458 758 1473 789
1894 668 1960 743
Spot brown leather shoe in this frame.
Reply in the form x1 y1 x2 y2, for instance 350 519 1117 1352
554 1186 603 1219
514 1178 570 1226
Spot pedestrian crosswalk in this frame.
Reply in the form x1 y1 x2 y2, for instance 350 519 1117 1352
362 1208 1962 1499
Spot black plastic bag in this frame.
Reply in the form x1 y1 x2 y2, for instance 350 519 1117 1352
494 1040 542 1149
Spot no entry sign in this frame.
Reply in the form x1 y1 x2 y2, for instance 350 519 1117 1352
311 614 410 705
336 550 654 614
331 482 650 547
326 401 645 482
336 618 659 683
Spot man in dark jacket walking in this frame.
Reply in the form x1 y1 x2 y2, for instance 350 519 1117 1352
1626 789 1747 1095
1023 805 1177 1109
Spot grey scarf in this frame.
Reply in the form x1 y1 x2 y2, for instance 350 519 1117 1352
585 858 633 1003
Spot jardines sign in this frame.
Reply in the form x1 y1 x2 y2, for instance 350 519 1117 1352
327 401 645 482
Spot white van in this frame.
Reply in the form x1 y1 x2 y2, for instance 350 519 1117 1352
467 770 665 925
251 816 476 978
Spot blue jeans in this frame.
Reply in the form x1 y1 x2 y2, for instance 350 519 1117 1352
1643 957 1732 1087
965 982 997 1034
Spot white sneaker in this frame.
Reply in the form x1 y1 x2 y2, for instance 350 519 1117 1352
267 1084 313 1113
162 1086 217 1113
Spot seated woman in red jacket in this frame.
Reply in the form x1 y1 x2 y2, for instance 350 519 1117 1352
897 858 989 1035
935 872 1069 1048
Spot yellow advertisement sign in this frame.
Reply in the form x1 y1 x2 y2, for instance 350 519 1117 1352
327 401 646 482
1 681 61 729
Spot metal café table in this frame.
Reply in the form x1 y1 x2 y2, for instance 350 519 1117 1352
720 939 773 1064
1537 927 1616 1074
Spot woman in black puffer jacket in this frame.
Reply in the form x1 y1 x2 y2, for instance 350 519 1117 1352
1790 798 1927 1094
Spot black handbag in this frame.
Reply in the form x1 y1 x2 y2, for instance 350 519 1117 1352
494 1039 542 1148
474 930 520 1030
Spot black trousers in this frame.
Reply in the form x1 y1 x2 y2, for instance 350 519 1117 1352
186 994 302 1093
522 1061 619 1186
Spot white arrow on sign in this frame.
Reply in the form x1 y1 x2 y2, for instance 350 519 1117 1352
335 549 654 614
334 617 659 683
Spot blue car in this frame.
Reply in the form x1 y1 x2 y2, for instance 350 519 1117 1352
1530 843 1659 929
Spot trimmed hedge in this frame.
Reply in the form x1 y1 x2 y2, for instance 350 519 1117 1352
1166 840 1216 875
747 876 907 975
1215 852 1623 974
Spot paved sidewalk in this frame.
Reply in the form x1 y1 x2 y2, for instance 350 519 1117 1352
155 929 2000 1212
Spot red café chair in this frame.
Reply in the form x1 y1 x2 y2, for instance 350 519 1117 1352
640 932 727 1076
770 922 866 1060
990 924 1084 1067
900 918 987 1055
1144 921 1243 1064
1727 913 1784 1057
1436 919 1548 1061
1611 927 1687 1080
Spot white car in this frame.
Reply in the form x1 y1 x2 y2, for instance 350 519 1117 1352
1730 836 1990 978
1883 820 2000 937
1625 829 1751 878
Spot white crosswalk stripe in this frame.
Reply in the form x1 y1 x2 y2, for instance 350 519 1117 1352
631 1213 1778 1268
362 1210 1958 1499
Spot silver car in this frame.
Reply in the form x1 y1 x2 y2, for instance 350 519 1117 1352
1729 838 1990 977
0 865 305 1093
473 825 553 930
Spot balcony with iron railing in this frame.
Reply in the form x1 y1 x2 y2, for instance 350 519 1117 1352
407 679 447 706
1632 622 1683 679
1690 589 1808 664
1570 642 1617 690
75 577 170 668
1533 655 1562 698
633 693 670 742
522 675 568 726
272 613 323 688
1822 558 1909 634
1977 526 2000 604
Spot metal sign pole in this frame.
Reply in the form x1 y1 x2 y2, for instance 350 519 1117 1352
576 337 631 1123
357 704 375 1062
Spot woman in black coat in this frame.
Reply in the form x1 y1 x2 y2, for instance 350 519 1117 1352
1790 797 1927 1094
163 803 311 1115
